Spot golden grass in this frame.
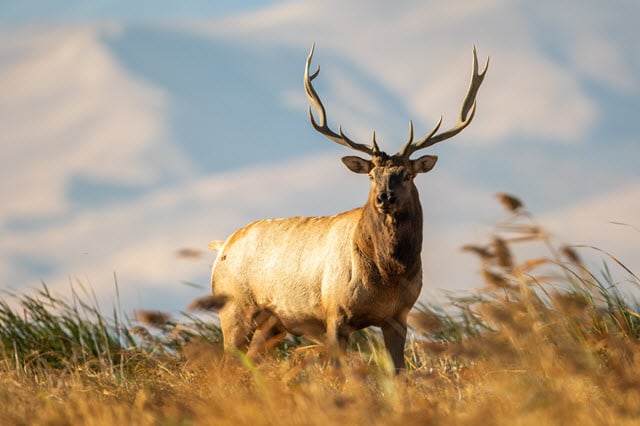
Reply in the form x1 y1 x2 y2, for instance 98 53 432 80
1 194 639 425
2 323 639 426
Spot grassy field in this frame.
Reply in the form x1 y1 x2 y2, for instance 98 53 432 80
1 195 639 425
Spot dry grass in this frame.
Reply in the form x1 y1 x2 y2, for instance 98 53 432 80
1 194 639 425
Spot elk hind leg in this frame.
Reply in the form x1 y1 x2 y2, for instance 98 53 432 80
220 304 257 354
247 312 287 359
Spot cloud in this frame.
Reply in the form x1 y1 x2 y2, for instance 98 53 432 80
516 2 640 94
1 153 360 311
119 154 632 312
190 0 601 146
1 149 498 312
542 183 640 269
571 35 638 94
4 122 637 313
2 3 638 317
0 25 189 222
422 183 640 301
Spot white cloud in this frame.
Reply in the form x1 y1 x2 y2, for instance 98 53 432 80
1 154 359 311
4 138 638 313
517 2 640 94
190 0 600 146
0 25 189 222
542 183 640 271
2 2 638 317
420 183 640 304
1 150 497 312
571 35 638 94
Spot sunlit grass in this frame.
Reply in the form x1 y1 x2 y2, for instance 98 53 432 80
1 194 639 425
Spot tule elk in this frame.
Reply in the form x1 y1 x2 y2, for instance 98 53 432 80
209 45 488 372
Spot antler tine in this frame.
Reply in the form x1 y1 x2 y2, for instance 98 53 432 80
372 131 380 152
397 46 489 158
398 117 443 157
304 44 378 156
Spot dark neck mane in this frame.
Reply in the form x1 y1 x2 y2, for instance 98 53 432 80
354 189 423 283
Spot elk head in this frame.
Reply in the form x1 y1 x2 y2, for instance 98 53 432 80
304 45 489 216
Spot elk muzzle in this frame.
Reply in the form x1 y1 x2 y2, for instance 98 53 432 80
375 190 397 213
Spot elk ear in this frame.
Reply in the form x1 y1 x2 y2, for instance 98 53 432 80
342 156 373 174
412 155 438 174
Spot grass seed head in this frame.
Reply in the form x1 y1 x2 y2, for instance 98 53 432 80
176 248 204 259
408 310 446 335
461 244 494 261
482 269 513 289
560 245 583 266
134 310 172 328
496 192 524 213
188 295 229 311
493 237 514 269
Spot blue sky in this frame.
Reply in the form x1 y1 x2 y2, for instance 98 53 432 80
1 0 639 313
0 1 280 24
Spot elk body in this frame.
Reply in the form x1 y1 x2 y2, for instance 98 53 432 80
210 46 488 371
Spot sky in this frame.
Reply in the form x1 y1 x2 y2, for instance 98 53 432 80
1 0 639 314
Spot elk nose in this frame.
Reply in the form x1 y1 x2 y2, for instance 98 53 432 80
376 191 396 205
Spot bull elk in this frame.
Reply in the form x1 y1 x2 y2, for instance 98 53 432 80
209 45 488 371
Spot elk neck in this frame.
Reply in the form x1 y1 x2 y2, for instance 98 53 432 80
354 186 423 282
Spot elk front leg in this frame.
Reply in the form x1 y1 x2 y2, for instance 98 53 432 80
382 317 408 373
326 314 349 368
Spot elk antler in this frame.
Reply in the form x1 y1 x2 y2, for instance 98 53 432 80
304 44 380 156
397 46 489 158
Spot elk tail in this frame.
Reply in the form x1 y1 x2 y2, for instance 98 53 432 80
208 240 225 252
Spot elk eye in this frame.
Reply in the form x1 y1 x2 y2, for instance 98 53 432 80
368 174 374 181
403 173 412 182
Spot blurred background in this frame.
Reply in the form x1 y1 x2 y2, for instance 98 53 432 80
1 0 638 313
